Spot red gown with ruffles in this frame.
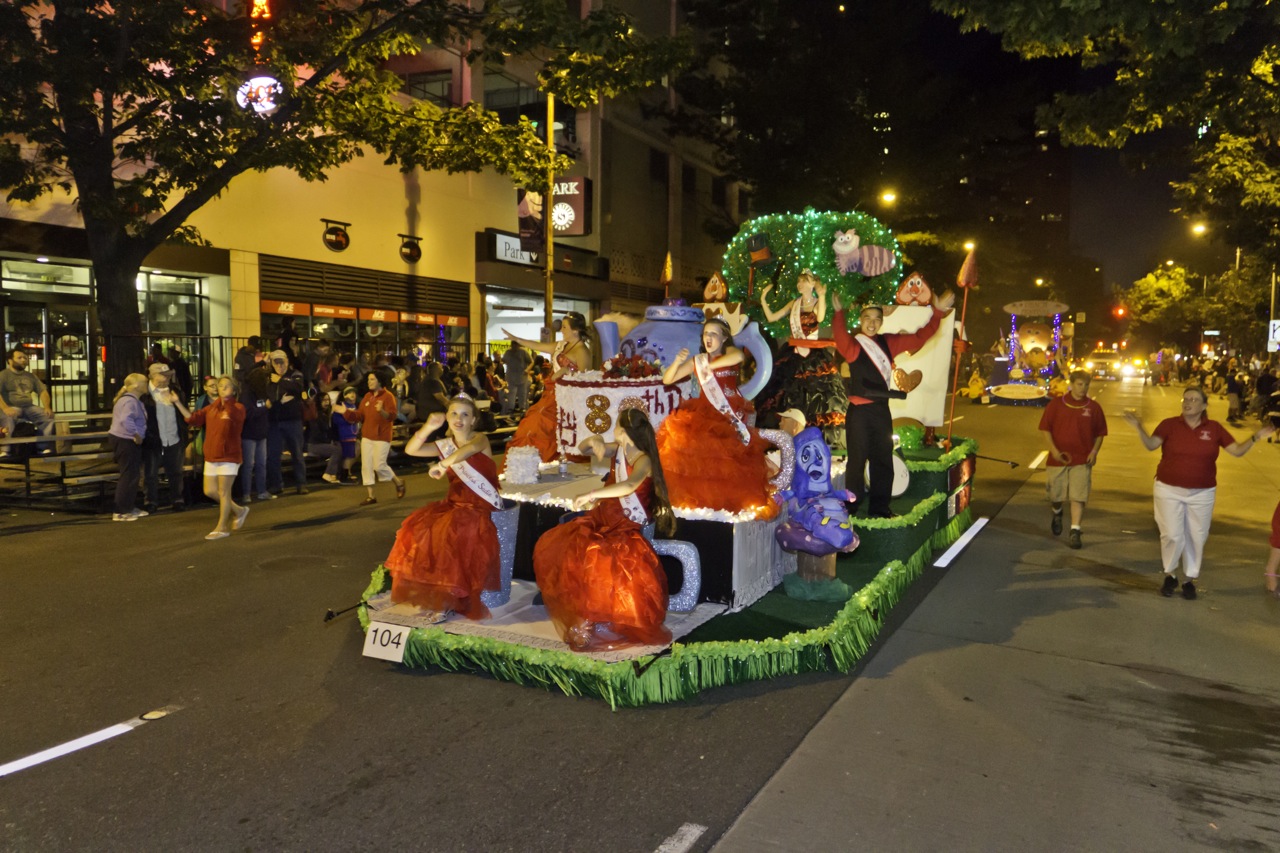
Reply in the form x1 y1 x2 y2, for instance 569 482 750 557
502 350 581 467
384 453 501 620
657 366 779 518
533 475 672 650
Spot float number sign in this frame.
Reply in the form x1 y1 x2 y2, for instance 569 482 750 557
362 621 409 662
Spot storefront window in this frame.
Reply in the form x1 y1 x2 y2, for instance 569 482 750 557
136 271 206 336
1 258 92 296
482 289 590 349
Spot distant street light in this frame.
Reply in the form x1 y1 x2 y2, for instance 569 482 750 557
880 190 897 205
1191 222 1207 236
1165 259 1175 267
963 240 975 251
1035 277 1044 286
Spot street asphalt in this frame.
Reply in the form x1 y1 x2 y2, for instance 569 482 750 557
2 378 1278 851
714 379 1280 852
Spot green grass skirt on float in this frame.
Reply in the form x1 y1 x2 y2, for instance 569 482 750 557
358 439 978 709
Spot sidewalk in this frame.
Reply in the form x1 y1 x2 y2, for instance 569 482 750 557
713 396 1280 851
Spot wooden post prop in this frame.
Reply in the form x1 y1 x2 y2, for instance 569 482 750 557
944 249 978 450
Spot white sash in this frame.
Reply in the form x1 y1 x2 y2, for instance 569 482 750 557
693 353 751 445
435 438 503 509
789 300 816 357
615 453 650 525
855 333 894 386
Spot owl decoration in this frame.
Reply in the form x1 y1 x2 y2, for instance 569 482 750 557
832 229 897 278
894 272 933 306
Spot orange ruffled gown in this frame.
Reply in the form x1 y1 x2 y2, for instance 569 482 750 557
384 453 501 620
533 475 672 650
502 351 580 467
657 366 778 518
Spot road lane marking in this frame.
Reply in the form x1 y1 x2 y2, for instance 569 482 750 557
934 517 989 568
655 823 708 853
1028 451 1048 469
0 705 181 778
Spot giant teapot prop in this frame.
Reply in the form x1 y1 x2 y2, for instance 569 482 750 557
593 302 773 401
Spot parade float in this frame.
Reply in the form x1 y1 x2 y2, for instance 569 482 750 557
357 208 978 707
986 299 1072 407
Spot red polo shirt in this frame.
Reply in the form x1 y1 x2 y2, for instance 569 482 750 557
1039 394 1107 466
1153 416 1234 489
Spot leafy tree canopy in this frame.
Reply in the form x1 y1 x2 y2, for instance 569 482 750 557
0 0 688 354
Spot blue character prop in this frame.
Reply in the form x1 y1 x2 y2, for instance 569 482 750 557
774 427 859 556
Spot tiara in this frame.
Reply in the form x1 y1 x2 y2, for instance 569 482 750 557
453 392 473 401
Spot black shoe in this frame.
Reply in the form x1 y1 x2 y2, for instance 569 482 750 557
1051 511 1063 536
1161 575 1177 597
1182 581 1197 600
872 510 898 519
172 502 186 513
1068 528 1081 549
144 503 158 514
296 487 310 496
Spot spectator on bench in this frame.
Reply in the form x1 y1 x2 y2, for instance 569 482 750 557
0 346 55 457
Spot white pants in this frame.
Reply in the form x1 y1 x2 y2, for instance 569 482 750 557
361 438 395 486
1153 480 1216 579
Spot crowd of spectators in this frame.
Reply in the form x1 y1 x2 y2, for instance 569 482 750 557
131 335 538 510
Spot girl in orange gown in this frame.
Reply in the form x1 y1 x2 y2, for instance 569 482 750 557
656 317 779 518
384 396 504 621
533 407 677 652
501 311 591 466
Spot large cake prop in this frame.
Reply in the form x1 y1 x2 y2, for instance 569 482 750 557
554 370 686 449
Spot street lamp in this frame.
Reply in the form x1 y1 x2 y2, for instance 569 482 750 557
880 189 897 205
963 241 975 252
1191 222 1207 236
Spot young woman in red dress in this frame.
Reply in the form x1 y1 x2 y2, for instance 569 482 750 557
656 317 778 518
383 395 504 621
533 407 677 652
501 311 591 465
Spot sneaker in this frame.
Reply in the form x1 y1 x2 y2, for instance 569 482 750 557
321 473 339 484
1182 580 1197 600
1051 511 1063 536
1161 575 1177 597
257 492 277 501
130 508 150 519
112 512 138 522
1068 528 1082 549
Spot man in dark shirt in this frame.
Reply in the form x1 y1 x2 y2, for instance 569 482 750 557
265 349 309 495
234 336 263 382
832 291 953 517
415 362 450 432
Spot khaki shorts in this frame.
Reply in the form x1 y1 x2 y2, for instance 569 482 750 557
1046 464 1092 504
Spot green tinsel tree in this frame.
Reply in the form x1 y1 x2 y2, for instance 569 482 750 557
724 207 903 340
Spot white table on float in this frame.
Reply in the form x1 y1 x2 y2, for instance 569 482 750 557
499 461 793 612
